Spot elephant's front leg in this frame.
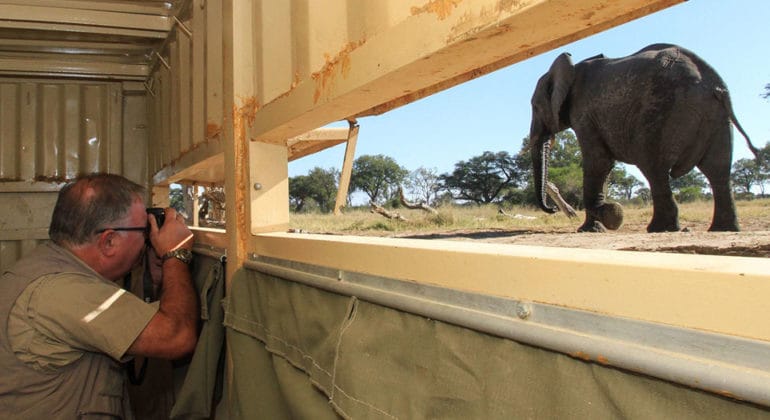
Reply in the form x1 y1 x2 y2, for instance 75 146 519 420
578 157 618 232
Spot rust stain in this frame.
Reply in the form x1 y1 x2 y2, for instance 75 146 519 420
235 96 260 128
708 389 738 400
206 122 222 140
596 355 609 365
311 40 366 103
247 71 306 115
445 0 526 44
34 175 69 183
231 103 250 254
571 351 592 362
411 0 462 20
266 71 304 107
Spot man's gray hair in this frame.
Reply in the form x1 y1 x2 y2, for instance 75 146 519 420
49 173 146 246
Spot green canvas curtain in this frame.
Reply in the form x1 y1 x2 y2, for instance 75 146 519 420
219 268 770 419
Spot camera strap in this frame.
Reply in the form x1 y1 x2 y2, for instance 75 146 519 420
122 250 153 386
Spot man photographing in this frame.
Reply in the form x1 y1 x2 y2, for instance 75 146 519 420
0 173 198 418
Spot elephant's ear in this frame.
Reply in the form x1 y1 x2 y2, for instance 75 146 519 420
548 53 575 132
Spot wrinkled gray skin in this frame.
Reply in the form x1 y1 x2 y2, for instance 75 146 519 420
530 43 759 232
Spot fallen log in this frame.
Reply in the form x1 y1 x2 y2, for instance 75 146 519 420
498 209 537 220
370 203 408 221
398 188 438 215
545 181 578 218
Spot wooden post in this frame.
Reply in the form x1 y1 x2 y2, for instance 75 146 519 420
334 119 359 215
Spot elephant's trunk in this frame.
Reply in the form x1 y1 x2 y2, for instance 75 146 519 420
532 136 558 214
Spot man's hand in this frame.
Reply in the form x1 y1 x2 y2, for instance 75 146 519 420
147 208 193 257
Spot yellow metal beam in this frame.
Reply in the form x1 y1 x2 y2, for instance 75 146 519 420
252 233 770 343
248 0 682 144
0 4 172 32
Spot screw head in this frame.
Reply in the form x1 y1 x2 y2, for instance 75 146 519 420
515 303 531 320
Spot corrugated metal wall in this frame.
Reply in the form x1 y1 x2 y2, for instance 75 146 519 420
0 78 148 270
0 80 125 180
147 0 224 181
0 0 217 268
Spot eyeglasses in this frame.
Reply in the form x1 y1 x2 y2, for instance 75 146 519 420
95 226 148 235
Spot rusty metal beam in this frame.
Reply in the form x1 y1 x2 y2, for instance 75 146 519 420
248 0 683 145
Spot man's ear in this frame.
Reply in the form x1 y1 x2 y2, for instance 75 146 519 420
96 230 120 258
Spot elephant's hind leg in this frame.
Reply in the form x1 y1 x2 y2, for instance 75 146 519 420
706 181 739 231
699 129 739 231
644 170 680 232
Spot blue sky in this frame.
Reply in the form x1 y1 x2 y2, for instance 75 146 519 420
289 1 770 187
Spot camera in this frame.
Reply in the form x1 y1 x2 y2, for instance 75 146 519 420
146 207 165 228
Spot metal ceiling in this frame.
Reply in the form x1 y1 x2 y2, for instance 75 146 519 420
0 0 186 80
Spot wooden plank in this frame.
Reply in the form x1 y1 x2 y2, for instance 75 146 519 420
286 127 349 161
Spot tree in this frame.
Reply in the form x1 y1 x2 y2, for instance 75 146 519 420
635 187 651 204
547 163 584 207
440 151 522 204
405 167 441 206
608 165 643 200
670 170 707 192
548 130 582 167
516 130 583 206
755 142 770 195
198 186 226 226
670 170 708 202
350 155 408 205
289 167 339 212
516 130 582 175
731 158 762 195
169 185 185 212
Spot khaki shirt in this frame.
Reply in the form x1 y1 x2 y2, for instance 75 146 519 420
8 272 157 372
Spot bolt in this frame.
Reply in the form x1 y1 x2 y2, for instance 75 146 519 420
515 303 531 320
253 183 262 191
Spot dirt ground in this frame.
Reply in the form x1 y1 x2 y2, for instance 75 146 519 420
395 218 770 258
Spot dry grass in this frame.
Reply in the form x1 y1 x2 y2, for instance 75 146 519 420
289 198 770 235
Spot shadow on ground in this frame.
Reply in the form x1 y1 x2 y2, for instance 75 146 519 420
399 228 547 240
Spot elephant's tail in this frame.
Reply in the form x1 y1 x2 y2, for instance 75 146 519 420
716 87 760 158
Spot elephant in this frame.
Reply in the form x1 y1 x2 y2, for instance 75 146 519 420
529 43 759 233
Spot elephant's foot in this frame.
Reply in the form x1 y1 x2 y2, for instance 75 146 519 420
708 222 739 232
580 202 623 233
708 211 739 232
577 220 607 233
646 220 680 233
